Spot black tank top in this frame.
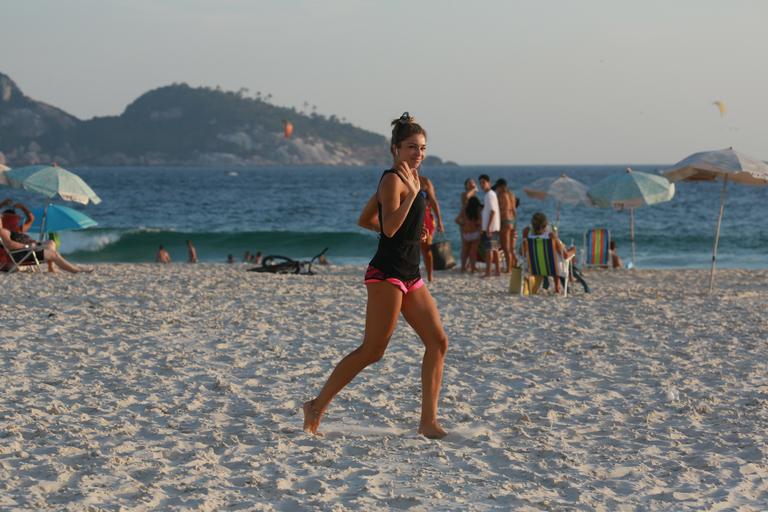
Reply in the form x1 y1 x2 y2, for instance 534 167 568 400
369 169 426 281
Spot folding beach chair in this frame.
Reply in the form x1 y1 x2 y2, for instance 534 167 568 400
524 236 574 297
582 228 611 268
0 237 42 273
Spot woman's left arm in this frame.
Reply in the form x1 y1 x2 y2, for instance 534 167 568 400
357 193 380 232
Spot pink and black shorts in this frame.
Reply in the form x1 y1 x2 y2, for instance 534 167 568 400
364 265 424 294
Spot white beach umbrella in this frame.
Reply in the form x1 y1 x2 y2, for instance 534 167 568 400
523 173 591 224
664 147 768 292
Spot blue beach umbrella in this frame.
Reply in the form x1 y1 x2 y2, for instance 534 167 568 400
29 204 98 233
587 168 675 267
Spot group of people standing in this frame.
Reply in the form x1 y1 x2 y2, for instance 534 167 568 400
408 170 520 282
455 175 518 277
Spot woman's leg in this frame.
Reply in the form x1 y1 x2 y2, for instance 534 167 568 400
41 241 57 272
401 286 449 439
42 247 88 273
468 240 479 272
460 239 469 272
303 282 403 435
510 227 518 267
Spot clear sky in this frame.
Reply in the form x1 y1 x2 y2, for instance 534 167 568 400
2 0 766 165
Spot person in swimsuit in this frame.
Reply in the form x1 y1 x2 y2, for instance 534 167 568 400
187 240 198 263
156 245 171 263
494 178 518 271
455 178 478 272
303 113 449 439
460 196 482 273
417 174 443 282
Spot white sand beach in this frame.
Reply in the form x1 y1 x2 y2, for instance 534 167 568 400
1 264 767 510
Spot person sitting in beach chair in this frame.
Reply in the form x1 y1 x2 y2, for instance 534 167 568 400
1 198 57 272
0 235 42 272
0 216 90 273
582 227 611 268
522 212 589 296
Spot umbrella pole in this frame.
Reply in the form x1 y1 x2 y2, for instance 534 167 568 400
556 202 560 225
630 207 636 268
708 176 728 293
38 202 50 242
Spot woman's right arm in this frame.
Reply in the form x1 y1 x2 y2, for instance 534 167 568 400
379 171 419 238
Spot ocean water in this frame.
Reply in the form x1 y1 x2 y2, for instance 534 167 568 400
7 165 766 268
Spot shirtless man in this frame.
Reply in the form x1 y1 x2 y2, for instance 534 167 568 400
494 179 517 271
187 240 198 263
155 245 171 263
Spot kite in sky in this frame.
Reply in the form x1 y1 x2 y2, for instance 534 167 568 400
713 101 726 118
283 120 294 138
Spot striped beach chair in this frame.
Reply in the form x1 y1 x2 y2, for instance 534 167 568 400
524 236 573 296
583 228 611 268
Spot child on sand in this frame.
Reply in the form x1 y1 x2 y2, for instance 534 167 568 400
610 240 623 269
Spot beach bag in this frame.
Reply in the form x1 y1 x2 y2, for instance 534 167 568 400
508 266 523 294
431 234 456 270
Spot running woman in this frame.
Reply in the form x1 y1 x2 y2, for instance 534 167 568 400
303 113 449 439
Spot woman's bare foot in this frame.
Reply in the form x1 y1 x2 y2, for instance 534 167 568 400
418 422 447 439
303 400 323 435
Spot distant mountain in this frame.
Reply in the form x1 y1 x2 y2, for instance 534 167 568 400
0 72 456 167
